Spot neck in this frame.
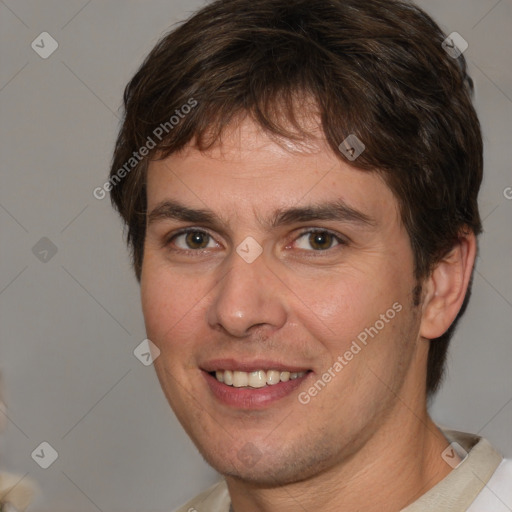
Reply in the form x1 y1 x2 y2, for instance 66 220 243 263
227 410 453 512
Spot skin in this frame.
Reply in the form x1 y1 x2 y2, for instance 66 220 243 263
141 116 476 512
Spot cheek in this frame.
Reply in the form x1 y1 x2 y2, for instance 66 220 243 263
140 255 219 368
141 258 194 345
141 263 168 340
289 271 386 339
287 264 411 368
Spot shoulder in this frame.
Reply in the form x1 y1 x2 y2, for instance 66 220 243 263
173 480 230 512
467 458 512 512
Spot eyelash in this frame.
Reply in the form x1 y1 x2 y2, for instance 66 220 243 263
164 228 218 254
292 228 348 253
164 227 348 254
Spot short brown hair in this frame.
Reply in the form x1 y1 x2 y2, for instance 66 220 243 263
109 0 483 396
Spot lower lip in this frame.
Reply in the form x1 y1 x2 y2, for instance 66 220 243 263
203 371 311 409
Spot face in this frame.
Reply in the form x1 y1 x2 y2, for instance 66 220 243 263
141 118 425 486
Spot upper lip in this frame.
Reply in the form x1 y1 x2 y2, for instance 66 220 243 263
201 358 311 373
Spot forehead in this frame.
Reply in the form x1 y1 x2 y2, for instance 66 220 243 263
145 117 399 224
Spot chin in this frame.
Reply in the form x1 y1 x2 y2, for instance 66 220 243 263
198 442 339 488
218 463 315 488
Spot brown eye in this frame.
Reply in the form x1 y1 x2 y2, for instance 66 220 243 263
184 231 210 249
308 232 335 250
171 230 216 250
293 230 344 251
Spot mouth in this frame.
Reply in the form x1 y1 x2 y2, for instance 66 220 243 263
210 369 308 388
201 360 313 409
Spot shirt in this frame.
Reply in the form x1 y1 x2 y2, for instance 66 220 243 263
174 428 512 512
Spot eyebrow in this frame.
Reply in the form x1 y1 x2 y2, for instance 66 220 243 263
147 199 376 229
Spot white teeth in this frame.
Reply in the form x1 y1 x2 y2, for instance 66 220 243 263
248 370 267 388
280 371 290 382
233 371 248 388
266 370 281 385
224 370 233 386
213 369 306 387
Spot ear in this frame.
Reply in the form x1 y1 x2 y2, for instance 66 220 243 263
419 230 477 340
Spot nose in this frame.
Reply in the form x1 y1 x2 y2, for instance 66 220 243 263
207 249 288 338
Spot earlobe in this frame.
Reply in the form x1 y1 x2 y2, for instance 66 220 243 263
419 230 477 340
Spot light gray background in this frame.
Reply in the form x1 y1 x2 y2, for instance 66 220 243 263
0 1 511 511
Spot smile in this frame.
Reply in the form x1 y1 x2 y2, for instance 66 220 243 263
213 369 308 388
203 369 312 408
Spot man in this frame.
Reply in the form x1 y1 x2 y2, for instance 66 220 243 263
109 0 511 510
